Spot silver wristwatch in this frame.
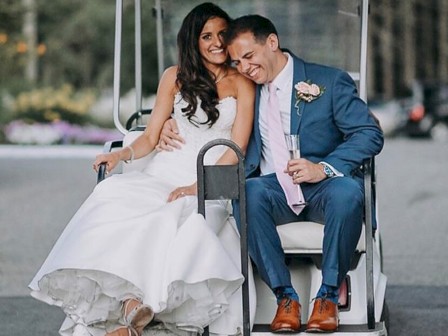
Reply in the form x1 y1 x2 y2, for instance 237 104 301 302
321 163 336 179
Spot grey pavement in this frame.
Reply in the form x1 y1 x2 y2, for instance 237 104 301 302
0 146 100 297
0 144 102 159
1 296 65 336
1 139 448 335
0 146 100 335
376 138 448 287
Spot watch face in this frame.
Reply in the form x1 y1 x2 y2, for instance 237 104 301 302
324 165 334 177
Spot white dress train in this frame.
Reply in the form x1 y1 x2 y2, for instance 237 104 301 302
29 93 256 336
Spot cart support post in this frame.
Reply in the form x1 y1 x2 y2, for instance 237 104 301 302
154 0 164 79
113 0 126 134
135 0 142 116
364 158 376 329
112 0 147 134
359 0 369 102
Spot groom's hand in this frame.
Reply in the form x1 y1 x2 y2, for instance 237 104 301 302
156 118 185 151
285 159 326 184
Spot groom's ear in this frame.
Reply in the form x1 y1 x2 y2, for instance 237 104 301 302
266 33 280 51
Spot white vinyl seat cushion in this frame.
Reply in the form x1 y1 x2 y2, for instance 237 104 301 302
277 221 366 254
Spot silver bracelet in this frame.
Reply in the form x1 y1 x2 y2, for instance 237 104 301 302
123 146 135 164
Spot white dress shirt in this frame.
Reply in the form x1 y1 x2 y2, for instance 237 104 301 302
259 53 294 175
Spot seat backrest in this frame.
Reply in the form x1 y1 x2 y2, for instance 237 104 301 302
196 139 246 216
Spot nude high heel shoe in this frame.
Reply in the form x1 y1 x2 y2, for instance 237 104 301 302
123 298 154 334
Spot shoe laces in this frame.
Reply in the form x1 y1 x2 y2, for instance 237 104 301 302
281 298 293 313
311 296 329 314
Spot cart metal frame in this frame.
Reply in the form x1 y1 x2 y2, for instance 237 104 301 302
98 1 388 334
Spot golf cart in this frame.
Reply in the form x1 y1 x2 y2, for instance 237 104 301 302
98 0 388 335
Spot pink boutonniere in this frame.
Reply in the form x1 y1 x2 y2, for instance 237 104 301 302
294 80 325 115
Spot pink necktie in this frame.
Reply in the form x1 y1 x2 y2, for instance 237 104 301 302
267 83 305 215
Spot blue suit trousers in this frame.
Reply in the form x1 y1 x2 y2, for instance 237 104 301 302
233 173 364 290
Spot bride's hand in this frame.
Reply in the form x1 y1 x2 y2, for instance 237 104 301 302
167 182 197 202
93 152 121 174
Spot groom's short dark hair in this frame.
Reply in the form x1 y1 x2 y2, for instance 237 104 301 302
225 15 278 45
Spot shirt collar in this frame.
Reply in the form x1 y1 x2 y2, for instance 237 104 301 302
271 52 293 92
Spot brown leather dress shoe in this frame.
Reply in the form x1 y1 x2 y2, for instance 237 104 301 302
306 298 339 333
270 298 301 333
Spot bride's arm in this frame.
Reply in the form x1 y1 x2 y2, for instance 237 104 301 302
214 74 255 165
93 67 178 173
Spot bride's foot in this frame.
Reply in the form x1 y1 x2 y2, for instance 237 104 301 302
123 298 154 334
106 326 139 336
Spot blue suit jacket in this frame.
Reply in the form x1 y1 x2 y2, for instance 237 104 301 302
244 53 384 184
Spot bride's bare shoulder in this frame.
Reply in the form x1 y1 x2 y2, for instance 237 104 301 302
161 66 179 81
158 66 180 95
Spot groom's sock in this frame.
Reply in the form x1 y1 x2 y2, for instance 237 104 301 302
316 283 339 304
274 286 299 304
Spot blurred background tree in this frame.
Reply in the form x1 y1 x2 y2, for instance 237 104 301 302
0 0 159 95
1 0 446 101
0 0 159 144
369 0 448 100
0 0 447 143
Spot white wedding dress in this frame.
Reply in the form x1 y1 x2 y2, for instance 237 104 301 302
29 93 255 336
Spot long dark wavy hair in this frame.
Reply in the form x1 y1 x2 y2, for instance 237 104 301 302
176 2 231 127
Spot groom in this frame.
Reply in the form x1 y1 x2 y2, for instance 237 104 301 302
159 14 383 333
224 15 383 333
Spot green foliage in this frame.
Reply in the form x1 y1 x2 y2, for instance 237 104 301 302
121 2 160 94
11 85 96 125
0 1 28 91
0 1 23 32
0 0 159 95
36 0 115 89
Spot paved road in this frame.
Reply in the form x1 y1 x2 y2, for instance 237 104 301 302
375 138 448 335
1 139 448 335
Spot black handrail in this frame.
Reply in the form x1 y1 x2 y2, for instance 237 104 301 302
96 140 124 184
196 139 250 336
125 108 153 130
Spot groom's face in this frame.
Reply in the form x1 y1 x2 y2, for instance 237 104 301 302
228 31 278 84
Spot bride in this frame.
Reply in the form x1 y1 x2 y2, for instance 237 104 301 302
29 3 255 336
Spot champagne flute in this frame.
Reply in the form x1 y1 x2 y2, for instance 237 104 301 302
284 134 307 206
284 134 300 159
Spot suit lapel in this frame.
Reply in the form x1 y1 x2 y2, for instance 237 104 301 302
254 85 262 152
290 55 307 133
